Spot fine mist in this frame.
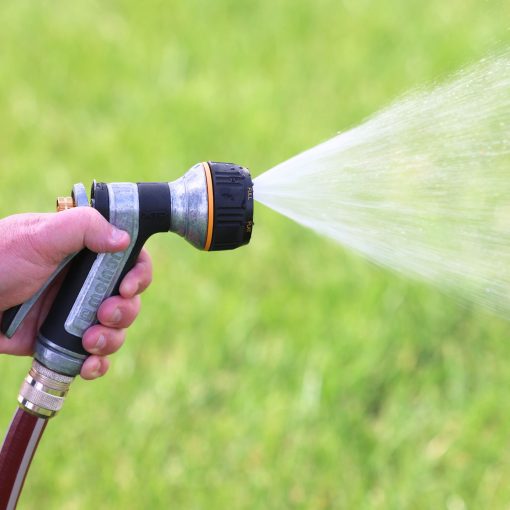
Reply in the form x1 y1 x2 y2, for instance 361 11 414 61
255 52 510 318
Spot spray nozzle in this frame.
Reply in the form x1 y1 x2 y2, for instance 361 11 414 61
2 161 254 407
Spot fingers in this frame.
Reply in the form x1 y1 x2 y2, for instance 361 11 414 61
31 208 131 264
119 248 153 298
80 321 129 380
82 325 126 356
97 294 141 328
78 243 152 381
80 291 142 379
80 295 137 380
80 294 140 379
80 355 110 380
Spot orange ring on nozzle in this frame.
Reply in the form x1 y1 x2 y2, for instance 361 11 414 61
203 162 214 251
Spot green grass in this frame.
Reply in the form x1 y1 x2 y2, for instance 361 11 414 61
1 1 510 508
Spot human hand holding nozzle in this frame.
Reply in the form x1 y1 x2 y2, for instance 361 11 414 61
0 207 153 380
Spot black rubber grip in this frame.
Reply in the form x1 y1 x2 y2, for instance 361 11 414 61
208 162 254 251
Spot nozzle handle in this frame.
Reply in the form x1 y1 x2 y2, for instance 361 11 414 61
34 181 171 375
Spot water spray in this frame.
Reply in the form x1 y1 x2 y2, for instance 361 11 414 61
255 52 510 317
0 161 254 509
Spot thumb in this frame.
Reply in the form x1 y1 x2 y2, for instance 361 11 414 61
32 208 130 263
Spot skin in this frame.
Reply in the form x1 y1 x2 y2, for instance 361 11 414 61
0 207 153 379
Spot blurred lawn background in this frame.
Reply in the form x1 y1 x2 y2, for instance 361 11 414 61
1 1 510 508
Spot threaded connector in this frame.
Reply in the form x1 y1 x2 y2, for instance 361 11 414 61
18 360 75 419
56 196 75 212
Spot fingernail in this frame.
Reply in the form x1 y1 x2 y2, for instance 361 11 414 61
95 334 106 351
112 309 122 323
111 228 129 245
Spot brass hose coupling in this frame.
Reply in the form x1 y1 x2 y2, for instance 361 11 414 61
18 360 74 419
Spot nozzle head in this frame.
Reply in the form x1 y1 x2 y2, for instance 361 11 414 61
169 161 254 251
207 161 254 251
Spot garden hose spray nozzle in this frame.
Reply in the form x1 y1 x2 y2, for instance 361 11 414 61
1 161 254 419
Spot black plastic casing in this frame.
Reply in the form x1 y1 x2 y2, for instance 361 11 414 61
208 162 254 251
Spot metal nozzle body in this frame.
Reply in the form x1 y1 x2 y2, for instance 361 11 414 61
169 163 209 249
18 360 74 419
169 161 254 251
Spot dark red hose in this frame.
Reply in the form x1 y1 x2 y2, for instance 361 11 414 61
0 408 47 510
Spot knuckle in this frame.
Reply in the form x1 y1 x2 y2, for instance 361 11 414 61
115 329 127 346
66 206 93 230
20 215 59 266
132 295 142 312
144 272 153 287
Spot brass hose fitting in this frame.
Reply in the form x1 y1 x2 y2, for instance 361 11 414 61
56 196 75 212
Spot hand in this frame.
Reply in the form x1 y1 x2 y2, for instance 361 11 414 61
0 208 153 379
